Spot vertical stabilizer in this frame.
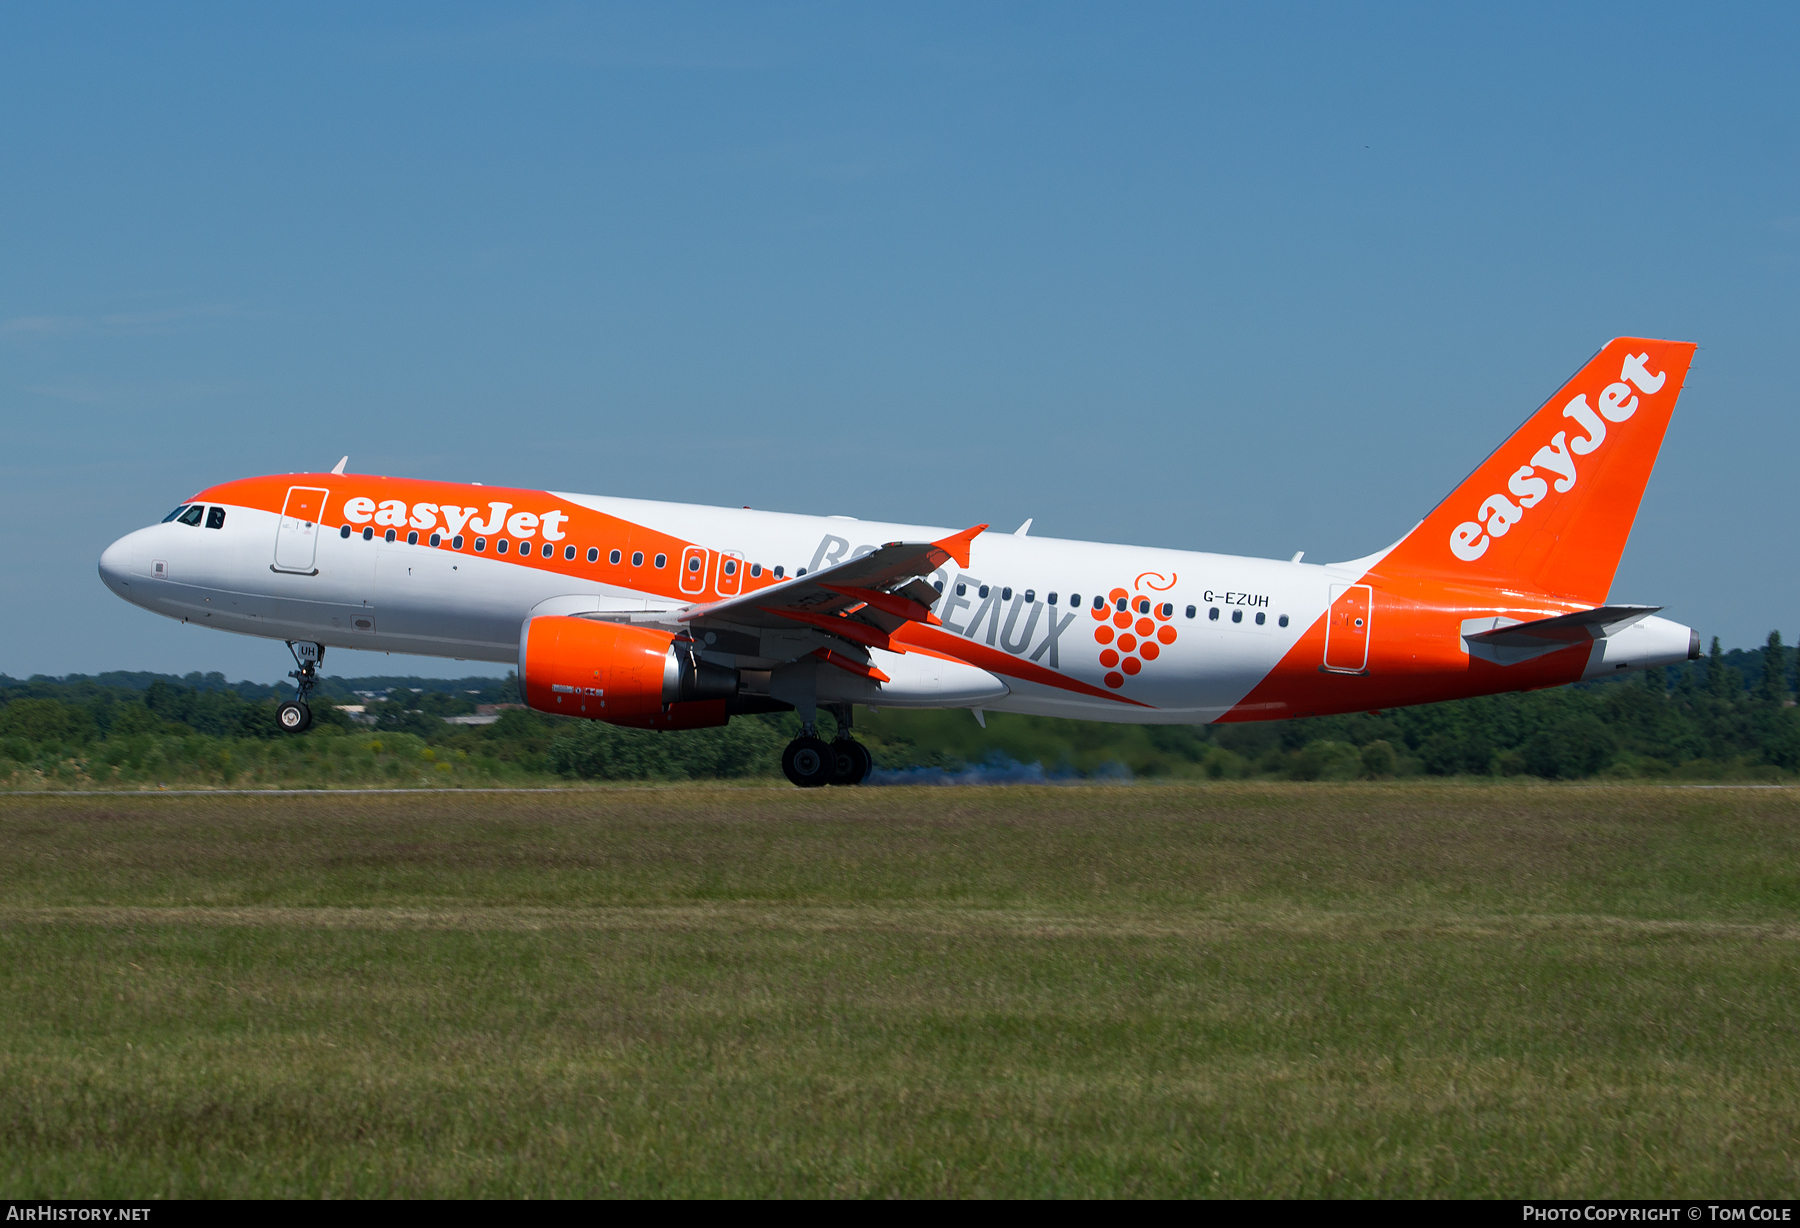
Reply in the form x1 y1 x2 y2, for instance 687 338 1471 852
1377 338 1695 605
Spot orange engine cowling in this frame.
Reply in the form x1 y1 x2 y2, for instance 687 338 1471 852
519 615 737 727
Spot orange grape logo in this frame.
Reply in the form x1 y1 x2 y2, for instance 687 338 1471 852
1092 582 1178 689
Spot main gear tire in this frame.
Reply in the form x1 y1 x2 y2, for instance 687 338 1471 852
277 701 312 733
828 740 871 786
782 736 833 788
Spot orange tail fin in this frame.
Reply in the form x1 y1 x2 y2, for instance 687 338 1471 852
1378 337 1696 605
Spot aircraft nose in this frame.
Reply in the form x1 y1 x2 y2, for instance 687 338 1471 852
98 531 144 596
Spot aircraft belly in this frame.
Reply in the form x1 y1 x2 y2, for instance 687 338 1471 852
849 649 1009 707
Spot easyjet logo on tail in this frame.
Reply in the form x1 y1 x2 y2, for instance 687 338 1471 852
1448 353 1667 563
342 497 570 541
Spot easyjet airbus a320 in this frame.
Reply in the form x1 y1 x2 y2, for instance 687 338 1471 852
99 338 1701 786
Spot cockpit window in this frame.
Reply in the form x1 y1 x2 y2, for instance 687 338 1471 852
176 505 205 527
205 507 226 530
161 505 191 523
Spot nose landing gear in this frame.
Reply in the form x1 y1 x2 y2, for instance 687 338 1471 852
277 641 324 733
781 704 873 787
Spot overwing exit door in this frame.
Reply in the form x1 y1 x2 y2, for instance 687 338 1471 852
273 486 330 574
1322 584 1372 673
715 551 745 596
679 545 709 595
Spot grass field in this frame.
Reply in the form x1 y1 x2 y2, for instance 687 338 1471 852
1 783 1798 1198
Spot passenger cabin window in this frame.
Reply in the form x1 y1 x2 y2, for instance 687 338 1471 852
430 533 441 547
1186 605 1196 619
1048 592 1058 605
687 557 702 572
475 537 487 552
956 583 967 596
932 579 944 593
496 539 508 554
1232 609 1242 623
1069 594 1080 607
453 535 464 549
1278 614 1289 627
654 553 667 568
543 543 554 558
1208 607 1219 620
564 545 576 561
177 505 205 527
363 527 375 541
631 551 643 566
1093 596 1105 610
586 547 598 563
979 585 990 598
1159 603 1172 618
205 507 225 530
1023 589 1034 603
161 505 191 523
774 566 784 578
1255 611 1266 625
1136 598 1150 614
340 525 352 539
1001 587 1011 601
1115 597 1127 612
750 563 762 577
610 549 621 564
385 529 397 543
723 559 737 576
407 530 419 545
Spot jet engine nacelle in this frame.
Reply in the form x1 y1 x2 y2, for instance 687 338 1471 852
518 615 737 727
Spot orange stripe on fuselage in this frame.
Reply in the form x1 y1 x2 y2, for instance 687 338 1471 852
193 472 791 606
894 623 1148 706
1219 569 1592 722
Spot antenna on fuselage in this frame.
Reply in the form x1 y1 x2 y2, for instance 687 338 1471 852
330 456 348 475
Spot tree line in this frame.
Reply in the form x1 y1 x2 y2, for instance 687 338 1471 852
1 633 1796 786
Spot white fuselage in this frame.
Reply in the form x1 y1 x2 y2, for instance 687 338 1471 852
99 487 1697 724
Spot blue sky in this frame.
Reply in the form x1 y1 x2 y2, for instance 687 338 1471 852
4 4 1796 681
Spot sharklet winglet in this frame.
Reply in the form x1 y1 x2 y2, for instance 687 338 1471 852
933 524 987 569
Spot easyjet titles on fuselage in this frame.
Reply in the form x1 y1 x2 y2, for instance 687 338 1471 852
344 497 571 542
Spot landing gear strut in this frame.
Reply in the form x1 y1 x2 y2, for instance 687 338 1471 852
781 704 872 788
277 641 323 733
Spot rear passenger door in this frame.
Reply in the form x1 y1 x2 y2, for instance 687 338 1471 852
1322 584 1372 673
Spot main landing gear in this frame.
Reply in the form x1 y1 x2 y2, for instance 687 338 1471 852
781 704 872 788
277 641 324 733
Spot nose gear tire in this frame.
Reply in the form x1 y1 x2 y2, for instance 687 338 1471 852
277 701 312 733
782 736 833 788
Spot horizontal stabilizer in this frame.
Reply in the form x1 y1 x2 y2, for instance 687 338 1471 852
1462 605 1661 666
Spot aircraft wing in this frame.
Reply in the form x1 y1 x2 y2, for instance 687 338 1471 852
675 523 988 652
